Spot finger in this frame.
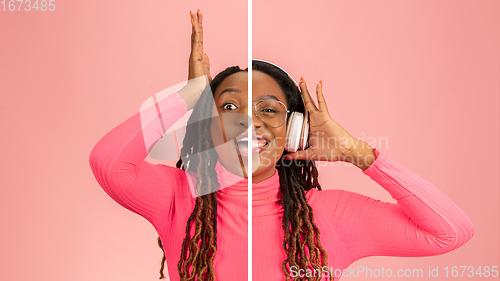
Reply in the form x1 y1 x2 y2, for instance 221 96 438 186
191 12 203 56
299 77 318 113
316 80 329 113
190 11 197 48
192 9 199 25
198 22 204 54
190 11 195 43
195 12 204 55
198 9 203 24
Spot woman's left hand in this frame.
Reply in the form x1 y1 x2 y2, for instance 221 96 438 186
283 77 376 170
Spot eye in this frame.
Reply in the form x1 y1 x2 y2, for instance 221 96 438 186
222 103 238 110
261 108 278 113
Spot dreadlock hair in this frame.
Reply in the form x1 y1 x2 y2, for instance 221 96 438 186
157 65 245 281
156 61 333 280
253 61 333 281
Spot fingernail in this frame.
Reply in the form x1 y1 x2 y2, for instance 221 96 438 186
320 80 323 87
300 76 304 85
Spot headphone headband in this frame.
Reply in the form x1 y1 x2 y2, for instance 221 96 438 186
252 59 299 88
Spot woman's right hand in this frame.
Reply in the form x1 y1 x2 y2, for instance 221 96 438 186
179 9 212 110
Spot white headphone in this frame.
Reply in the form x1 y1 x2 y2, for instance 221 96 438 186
253 59 309 153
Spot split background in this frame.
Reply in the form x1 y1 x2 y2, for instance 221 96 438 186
0 0 498 280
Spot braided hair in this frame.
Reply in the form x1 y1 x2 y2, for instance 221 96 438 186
156 61 333 280
253 61 332 281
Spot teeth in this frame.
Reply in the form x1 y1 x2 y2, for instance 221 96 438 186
254 140 267 148
237 137 269 148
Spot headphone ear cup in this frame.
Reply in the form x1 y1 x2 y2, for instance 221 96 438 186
285 112 304 152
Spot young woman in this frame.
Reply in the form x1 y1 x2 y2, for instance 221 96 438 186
89 10 474 281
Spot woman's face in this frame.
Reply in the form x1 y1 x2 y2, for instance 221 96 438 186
210 70 288 183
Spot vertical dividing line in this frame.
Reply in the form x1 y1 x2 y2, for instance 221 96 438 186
247 0 253 280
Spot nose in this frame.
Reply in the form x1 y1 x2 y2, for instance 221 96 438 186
233 106 250 128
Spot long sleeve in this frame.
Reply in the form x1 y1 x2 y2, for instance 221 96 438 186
89 92 192 233
316 148 474 261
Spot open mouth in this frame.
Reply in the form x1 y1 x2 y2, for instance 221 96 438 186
235 136 270 158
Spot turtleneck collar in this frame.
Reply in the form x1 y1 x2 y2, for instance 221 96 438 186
215 160 281 206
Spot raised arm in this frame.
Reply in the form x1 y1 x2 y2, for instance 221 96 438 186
89 92 192 232
88 9 211 232
283 73 473 260
317 148 474 260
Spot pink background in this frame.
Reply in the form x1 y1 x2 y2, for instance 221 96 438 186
0 1 498 281
253 1 499 280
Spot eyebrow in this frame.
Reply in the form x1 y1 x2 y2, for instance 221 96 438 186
218 89 280 102
218 88 241 98
253 95 278 102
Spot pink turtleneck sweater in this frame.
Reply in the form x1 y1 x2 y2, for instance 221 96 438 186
89 92 474 280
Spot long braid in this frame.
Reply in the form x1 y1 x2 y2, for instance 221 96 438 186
302 161 329 273
177 92 219 281
280 162 295 280
157 66 244 280
158 237 167 279
252 59 334 280
278 159 333 281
